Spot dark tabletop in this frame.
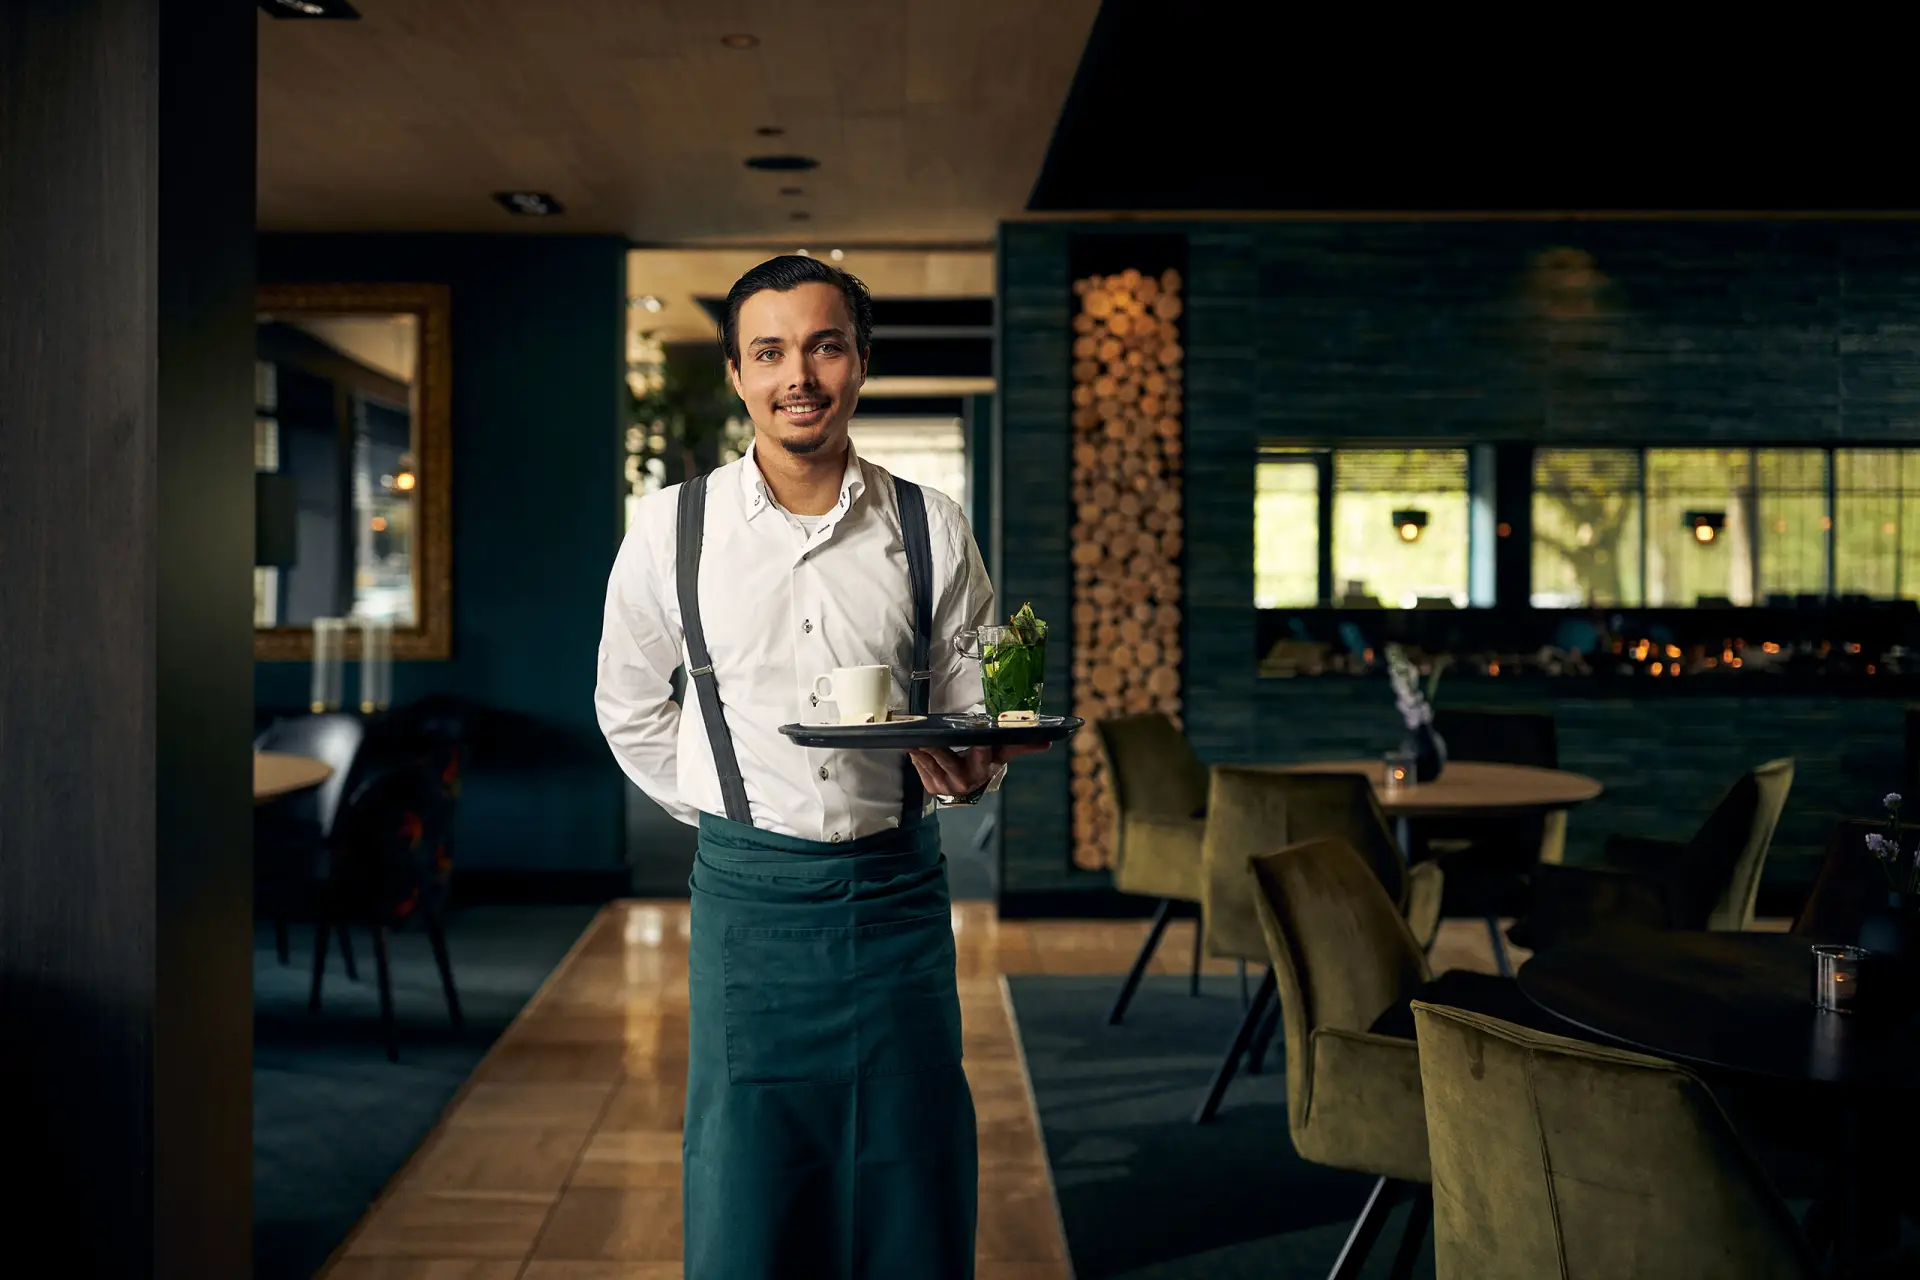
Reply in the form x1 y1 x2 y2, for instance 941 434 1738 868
1519 930 1920 1090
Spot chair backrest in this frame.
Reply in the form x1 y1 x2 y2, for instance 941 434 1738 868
1092 712 1210 862
332 756 445 922
1685 758 1794 931
1250 838 1429 1142
1204 767 1408 961
254 712 367 839
1410 1002 1818 1280
1432 706 1557 769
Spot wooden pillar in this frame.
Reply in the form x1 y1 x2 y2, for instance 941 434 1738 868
0 1 257 1274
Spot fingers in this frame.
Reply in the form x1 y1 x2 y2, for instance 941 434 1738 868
907 748 969 795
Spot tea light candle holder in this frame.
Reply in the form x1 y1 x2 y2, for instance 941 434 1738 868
1812 944 1865 1013
1381 752 1415 792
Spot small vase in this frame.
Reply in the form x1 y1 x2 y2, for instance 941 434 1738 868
1400 724 1447 783
1859 890 1917 959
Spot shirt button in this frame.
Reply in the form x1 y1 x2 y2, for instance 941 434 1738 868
830 832 842 843
819 766 829 780
809 693 818 706
803 620 813 633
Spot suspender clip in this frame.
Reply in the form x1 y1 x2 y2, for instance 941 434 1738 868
688 664 714 677
909 670 933 681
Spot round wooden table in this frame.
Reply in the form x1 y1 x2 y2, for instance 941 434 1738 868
254 751 333 803
1264 759 1603 817
1521 931 1920 1274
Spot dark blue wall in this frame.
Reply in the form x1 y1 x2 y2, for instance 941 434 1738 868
258 233 629 873
998 219 1920 911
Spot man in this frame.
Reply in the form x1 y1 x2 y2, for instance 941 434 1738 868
595 255 1040 1279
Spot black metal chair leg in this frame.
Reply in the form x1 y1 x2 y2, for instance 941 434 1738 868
275 919 290 966
1193 966 1276 1124
371 923 398 1063
1386 1184 1433 1280
1328 1176 1402 1280
1107 898 1176 1025
1485 913 1514 978
337 922 359 981
1246 996 1281 1075
307 919 331 1013
427 913 464 1030
1190 915 1204 996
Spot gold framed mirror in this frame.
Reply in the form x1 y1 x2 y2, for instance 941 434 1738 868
253 283 452 661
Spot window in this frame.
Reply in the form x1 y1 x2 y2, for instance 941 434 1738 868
847 417 968 513
1834 450 1920 599
1254 453 1320 607
1532 449 1642 607
1333 450 1469 608
1254 447 1470 609
1645 449 1756 606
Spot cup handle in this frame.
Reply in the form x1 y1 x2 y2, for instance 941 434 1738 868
812 674 834 702
951 629 979 660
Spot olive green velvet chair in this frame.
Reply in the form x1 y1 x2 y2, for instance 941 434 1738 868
1247 836 1437 1278
1514 758 1794 953
1192 767 1446 1123
1092 712 1211 1024
1409 1001 1819 1280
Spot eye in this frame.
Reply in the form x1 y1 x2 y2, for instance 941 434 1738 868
816 341 842 356
755 348 780 361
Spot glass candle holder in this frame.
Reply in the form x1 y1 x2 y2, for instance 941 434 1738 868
1812 944 1865 1013
311 617 346 712
1382 752 1416 791
357 616 393 712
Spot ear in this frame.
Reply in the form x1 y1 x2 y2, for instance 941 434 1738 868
725 358 745 401
855 347 869 389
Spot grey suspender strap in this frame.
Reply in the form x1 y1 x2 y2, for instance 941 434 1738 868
676 475 753 824
894 478 935 827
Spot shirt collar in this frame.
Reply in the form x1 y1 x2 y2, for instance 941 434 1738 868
739 438 865 522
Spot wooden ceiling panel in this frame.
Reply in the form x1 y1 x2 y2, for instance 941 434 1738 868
258 0 1100 243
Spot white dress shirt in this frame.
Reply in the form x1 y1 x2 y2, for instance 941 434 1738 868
595 442 999 843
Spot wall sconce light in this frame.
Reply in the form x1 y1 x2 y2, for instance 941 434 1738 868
1392 509 1429 543
1686 510 1726 544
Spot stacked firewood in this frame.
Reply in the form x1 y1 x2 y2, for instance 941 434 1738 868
1068 267 1185 871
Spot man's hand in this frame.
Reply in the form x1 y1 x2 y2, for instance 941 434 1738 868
906 743 1050 798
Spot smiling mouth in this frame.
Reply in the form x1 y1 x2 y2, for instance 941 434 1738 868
776 398 830 424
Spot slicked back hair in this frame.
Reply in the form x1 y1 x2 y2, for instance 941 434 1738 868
719 255 873 370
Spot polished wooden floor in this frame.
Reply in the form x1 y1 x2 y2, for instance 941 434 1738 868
317 903 1525 1280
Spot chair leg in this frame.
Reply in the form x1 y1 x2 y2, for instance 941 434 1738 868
275 919 290 966
1485 913 1514 978
371 923 398 1063
1190 914 1204 997
1327 1176 1403 1280
1246 997 1281 1075
1386 1184 1433 1280
337 922 360 981
1238 958 1249 1009
427 913 464 1031
1107 898 1176 1026
307 920 331 1014
1193 966 1276 1125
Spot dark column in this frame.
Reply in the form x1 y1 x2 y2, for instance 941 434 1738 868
0 2 257 1276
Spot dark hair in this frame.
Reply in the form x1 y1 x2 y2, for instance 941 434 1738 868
719 255 873 369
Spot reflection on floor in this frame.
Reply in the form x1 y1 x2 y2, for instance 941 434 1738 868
314 905 1522 1279
255 907 599 1280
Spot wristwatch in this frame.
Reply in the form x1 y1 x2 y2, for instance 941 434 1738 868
938 780 993 808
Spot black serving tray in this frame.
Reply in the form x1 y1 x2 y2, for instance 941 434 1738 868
778 713 1083 750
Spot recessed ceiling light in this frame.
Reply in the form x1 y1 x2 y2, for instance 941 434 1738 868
790 211 810 221
756 126 785 137
258 0 359 16
720 33 759 49
494 191 564 216
829 249 844 261
779 187 804 197
796 249 812 258
636 296 665 313
745 155 820 172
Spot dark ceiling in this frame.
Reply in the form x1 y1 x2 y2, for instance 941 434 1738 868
1030 4 1910 213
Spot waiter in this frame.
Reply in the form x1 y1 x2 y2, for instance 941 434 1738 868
595 255 1041 1279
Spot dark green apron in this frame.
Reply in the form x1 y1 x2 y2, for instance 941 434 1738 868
675 472 976 1278
684 814 977 1279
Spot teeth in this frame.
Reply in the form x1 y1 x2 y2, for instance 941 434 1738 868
782 403 823 413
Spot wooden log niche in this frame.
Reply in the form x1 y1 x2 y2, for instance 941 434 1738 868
1069 267 1185 872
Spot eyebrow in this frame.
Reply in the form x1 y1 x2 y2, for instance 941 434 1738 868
747 327 850 350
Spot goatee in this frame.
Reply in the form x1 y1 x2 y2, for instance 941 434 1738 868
779 434 829 456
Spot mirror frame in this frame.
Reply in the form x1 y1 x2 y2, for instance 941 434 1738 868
253 282 453 661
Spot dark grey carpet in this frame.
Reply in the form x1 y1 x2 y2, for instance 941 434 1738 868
1006 973 1433 1280
252 905 598 1280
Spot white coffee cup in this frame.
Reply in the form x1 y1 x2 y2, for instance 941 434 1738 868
813 665 892 725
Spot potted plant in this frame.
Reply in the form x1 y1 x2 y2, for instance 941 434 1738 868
1386 644 1448 782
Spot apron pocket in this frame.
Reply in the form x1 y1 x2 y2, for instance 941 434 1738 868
722 910 962 1085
